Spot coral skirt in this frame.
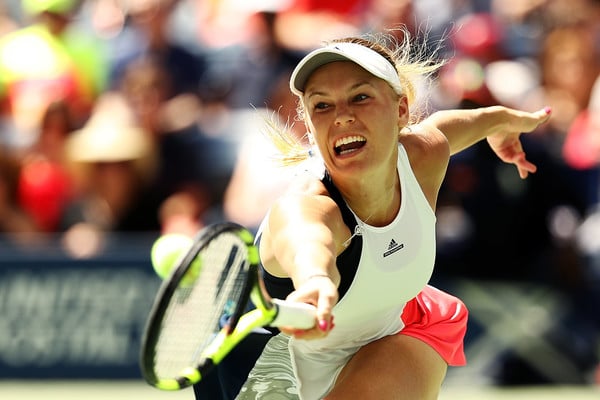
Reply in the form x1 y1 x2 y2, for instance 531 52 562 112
400 285 468 366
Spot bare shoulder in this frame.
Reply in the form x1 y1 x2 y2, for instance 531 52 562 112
272 172 340 221
285 172 329 197
267 172 349 244
399 122 450 168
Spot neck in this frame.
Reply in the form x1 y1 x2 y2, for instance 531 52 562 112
336 169 401 227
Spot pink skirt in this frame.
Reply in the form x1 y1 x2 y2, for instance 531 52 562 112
399 285 468 366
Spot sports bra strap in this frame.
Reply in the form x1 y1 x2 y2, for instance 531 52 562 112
321 171 358 232
321 171 361 299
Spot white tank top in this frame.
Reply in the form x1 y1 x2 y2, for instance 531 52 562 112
288 144 437 399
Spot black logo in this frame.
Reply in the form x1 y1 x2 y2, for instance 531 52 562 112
383 239 404 257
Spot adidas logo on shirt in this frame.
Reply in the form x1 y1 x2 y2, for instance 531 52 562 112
383 239 404 257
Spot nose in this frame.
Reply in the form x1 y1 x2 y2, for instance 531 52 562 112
334 104 355 126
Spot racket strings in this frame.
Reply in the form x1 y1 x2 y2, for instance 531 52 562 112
153 233 248 379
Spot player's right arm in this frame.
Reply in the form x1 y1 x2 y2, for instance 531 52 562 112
259 174 347 336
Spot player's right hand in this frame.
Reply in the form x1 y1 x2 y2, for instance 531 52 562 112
280 275 338 340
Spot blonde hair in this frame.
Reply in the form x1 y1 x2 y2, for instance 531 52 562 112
265 27 446 166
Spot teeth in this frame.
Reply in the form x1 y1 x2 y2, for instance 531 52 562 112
334 136 365 148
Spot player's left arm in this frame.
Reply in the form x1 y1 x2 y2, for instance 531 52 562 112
416 105 551 178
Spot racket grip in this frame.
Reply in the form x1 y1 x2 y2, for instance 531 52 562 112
270 299 317 329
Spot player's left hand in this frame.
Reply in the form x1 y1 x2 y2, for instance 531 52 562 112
486 106 551 179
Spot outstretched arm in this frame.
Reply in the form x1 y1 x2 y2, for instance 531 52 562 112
259 177 345 339
421 105 552 178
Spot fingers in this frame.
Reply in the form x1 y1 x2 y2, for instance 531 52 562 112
515 152 537 179
280 312 336 340
514 107 548 178
316 282 336 329
280 325 327 339
510 107 549 177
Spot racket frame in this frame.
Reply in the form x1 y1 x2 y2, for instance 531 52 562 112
140 222 313 391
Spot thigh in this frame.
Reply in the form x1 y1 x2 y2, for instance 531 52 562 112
325 334 448 400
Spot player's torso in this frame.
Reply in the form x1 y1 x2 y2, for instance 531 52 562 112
322 144 437 346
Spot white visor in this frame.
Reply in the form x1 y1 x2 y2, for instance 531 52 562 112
290 42 403 96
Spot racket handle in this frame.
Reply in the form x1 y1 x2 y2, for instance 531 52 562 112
270 299 317 329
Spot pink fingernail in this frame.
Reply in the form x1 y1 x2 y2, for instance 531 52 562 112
318 319 328 331
543 106 552 114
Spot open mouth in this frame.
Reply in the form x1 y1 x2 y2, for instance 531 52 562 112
334 136 366 156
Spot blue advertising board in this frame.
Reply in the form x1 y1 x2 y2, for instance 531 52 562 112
0 234 161 379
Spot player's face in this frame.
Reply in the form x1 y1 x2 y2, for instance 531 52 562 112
302 61 408 178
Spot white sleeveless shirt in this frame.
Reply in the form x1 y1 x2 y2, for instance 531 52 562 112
288 144 437 399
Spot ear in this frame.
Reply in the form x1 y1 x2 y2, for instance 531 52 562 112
397 95 410 129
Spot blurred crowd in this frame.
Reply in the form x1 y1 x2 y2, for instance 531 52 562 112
1 0 600 385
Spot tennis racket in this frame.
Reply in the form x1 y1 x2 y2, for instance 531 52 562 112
140 222 316 391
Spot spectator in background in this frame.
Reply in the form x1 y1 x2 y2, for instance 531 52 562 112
191 1 305 118
60 92 162 257
24 99 75 165
202 7 303 110
0 0 108 152
116 55 236 236
491 0 600 58
529 23 600 139
87 0 238 236
95 0 206 100
17 100 77 232
272 0 365 51
360 0 418 42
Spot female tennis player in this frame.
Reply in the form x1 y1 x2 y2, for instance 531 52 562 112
235 32 551 400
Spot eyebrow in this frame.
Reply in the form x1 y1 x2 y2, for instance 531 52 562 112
306 81 374 99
